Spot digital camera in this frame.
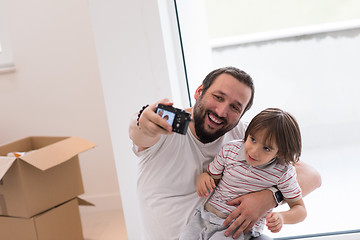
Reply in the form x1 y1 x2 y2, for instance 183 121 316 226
155 104 192 135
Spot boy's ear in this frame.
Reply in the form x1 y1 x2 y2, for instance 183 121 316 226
194 85 204 100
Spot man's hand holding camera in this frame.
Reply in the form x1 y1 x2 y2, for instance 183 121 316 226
130 99 174 151
137 99 174 137
155 103 191 135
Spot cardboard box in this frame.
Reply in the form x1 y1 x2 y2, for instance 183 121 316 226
0 136 96 218
0 198 86 240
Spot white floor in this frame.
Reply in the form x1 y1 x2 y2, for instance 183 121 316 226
81 207 127 240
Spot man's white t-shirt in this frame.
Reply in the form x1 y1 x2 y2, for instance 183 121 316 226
133 122 246 240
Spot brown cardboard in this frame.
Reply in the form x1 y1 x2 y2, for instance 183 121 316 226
0 136 96 217
0 198 84 240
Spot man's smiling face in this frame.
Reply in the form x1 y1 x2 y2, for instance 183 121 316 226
192 73 252 143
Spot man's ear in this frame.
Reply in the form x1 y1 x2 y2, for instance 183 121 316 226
194 85 204 100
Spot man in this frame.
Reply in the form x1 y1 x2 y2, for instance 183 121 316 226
129 67 321 240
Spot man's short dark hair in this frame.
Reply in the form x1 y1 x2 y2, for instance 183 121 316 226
202 66 255 116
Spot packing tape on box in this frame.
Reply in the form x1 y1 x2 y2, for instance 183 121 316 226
0 194 7 215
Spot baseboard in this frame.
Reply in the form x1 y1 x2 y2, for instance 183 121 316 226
79 192 123 213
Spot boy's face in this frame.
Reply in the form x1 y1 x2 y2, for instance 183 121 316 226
191 73 252 143
244 130 278 167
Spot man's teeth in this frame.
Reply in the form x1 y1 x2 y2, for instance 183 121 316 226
209 114 222 124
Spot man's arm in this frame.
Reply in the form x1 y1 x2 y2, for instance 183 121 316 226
223 161 321 238
129 99 173 151
295 161 322 197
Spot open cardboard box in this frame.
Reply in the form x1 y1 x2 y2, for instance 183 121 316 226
0 198 92 240
0 136 96 218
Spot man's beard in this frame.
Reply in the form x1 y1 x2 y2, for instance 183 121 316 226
193 100 239 144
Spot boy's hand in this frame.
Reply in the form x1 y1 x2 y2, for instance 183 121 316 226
196 172 216 197
266 212 284 233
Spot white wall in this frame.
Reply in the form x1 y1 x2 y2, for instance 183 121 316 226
0 0 121 216
88 0 188 239
0 1 220 239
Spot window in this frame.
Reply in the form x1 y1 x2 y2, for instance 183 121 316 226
176 0 360 238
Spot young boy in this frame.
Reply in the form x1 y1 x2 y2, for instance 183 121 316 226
180 108 307 240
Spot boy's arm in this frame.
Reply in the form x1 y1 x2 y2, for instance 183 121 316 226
198 147 227 197
281 199 307 224
223 162 320 238
197 172 217 197
266 199 307 233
